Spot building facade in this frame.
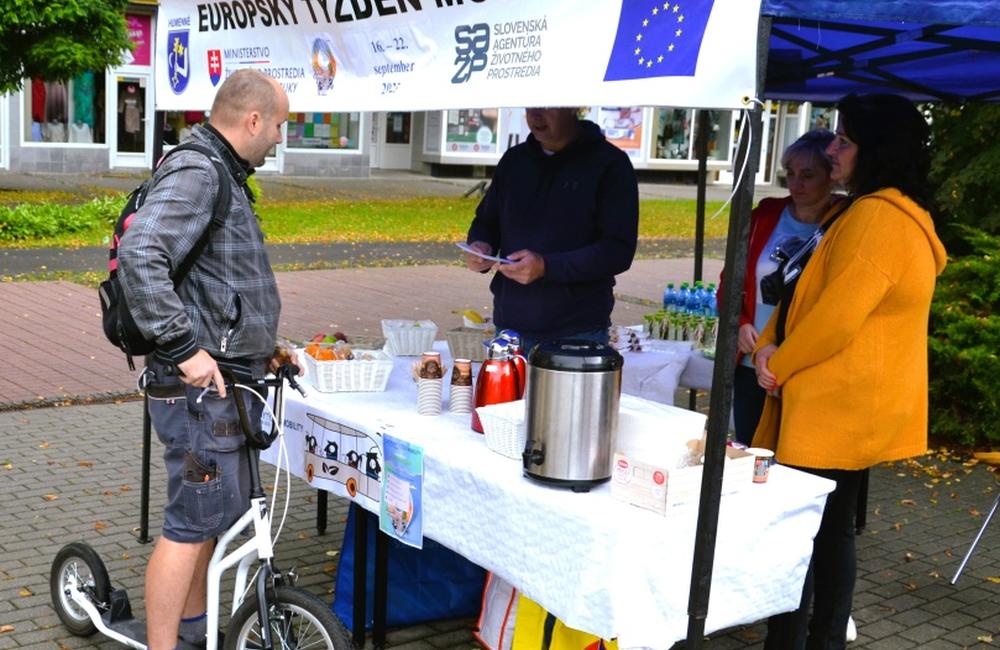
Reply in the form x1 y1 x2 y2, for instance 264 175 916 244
0 4 833 185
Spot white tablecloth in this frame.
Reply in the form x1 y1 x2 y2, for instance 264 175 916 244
263 343 832 649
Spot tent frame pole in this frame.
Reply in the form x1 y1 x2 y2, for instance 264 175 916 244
683 15 772 649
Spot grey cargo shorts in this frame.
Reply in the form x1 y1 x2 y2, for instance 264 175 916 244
146 362 265 543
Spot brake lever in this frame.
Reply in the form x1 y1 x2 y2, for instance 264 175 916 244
284 365 307 398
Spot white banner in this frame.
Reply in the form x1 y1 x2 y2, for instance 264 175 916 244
154 0 760 112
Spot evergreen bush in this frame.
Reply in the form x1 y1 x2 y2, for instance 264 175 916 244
928 227 1000 447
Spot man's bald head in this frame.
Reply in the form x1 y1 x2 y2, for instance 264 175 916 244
209 69 283 129
207 69 289 167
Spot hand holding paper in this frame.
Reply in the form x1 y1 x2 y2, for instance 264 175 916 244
457 242 513 267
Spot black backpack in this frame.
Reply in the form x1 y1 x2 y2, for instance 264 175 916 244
98 142 232 370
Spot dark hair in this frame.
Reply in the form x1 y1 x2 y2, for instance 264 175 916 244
781 128 835 175
836 93 931 209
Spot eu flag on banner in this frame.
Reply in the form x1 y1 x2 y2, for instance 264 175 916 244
604 0 715 82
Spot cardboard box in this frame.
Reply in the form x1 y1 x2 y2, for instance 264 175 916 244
611 441 753 514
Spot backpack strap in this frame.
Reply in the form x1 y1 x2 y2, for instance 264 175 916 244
775 200 852 344
155 142 234 289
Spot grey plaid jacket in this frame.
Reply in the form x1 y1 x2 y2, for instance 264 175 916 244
116 126 280 367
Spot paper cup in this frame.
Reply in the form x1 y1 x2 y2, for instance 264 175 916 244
747 447 775 483
449 384 473 414
416 378 443 416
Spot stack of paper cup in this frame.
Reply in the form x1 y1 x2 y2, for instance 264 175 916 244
417 378 443 416
450 384 473 413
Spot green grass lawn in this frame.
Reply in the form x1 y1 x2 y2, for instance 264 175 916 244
0 194 731 248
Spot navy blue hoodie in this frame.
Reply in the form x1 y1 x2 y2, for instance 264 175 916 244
467 120 639 341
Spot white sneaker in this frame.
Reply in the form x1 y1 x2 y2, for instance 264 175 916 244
846 615 857 643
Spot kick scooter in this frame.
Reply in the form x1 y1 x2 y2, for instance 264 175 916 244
50 364 351 650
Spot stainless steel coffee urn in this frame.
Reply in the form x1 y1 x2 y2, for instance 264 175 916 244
522 340 623 491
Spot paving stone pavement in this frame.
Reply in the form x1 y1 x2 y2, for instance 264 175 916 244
0 172 995 647
0 402 997 649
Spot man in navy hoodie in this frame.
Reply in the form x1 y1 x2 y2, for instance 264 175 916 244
464 107 639 353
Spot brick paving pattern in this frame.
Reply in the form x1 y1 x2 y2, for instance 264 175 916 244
0 171 995 648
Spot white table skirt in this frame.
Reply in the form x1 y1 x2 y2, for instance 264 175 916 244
263 342 832 649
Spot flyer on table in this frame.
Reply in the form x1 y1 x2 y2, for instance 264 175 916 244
380 435 424 549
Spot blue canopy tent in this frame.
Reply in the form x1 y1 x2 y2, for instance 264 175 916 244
687 2 1000 646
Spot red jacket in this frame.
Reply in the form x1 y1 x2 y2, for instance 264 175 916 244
718 196 789 331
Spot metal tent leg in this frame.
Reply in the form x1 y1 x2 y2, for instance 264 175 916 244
951 491 1000 584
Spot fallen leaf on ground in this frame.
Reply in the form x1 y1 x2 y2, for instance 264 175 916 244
325 550 339 557
38 441 49 449
94 521 107 530
297 532 309 540
323 563 338 574
904 581 918 591
0 625 13 633
977 633 993 643
986 576 1000 584
19 587 32 597
904 552 915 562
2 463 11 470
78 461 93 468
900 499 917 506
42 494 58 501
970 508 982 517
119 485 132 492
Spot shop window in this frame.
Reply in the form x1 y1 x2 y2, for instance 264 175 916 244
385 112 411 144
699 110 734 161
809 105 836 132
163 111 207 145
587 107 644 159
445 109 498 153
116 79 146 153
23 73 106 144
286 112 361 150
653 108 692 159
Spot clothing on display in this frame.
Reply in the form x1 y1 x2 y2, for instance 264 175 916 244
31 122 43 142
68 123 94 143
44 82 68 124
42 121 67 143
119 86 144 135
73 72 96 129
31 79 46 123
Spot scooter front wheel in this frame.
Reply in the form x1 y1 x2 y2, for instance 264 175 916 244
224 585 351 650
50 542 112 637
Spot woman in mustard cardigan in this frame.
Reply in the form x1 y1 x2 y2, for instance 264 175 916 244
752 94 947 649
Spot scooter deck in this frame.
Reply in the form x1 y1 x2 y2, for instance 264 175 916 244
102 615 205 650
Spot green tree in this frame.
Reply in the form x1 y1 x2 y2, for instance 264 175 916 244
926 103 1000 448
0 0 132 93
929 103 1000 243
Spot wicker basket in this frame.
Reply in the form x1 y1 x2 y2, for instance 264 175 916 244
303 348 393 392
381 319 438 356
445 327 493 362
476 400 526 460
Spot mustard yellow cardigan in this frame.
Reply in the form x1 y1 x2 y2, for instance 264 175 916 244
751 188 947 470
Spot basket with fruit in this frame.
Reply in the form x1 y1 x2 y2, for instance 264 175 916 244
302 332 393 392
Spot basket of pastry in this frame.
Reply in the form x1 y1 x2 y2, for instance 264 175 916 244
302 336 393 392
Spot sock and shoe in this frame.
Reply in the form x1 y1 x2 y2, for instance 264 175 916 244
846 615 857 642
178 612 225 649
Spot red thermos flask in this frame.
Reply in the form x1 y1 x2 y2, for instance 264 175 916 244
471 339 520 433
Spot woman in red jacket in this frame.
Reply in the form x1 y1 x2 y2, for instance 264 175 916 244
723 129 840 445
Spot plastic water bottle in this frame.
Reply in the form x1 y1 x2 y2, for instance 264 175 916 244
677 282 691 313
705 283 719 317
662 282 676 311
689 281 705 313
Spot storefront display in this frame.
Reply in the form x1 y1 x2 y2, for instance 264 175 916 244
445 109 498 154
587 106 644 160
23 74 106 144
286 112 361 150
